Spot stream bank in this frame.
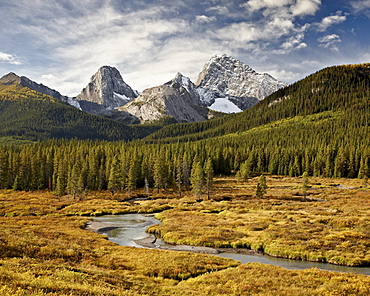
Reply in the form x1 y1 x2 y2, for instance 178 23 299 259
87 213 370 275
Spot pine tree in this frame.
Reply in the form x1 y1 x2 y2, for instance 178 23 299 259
175 158 183 197
182 157 190 191
12 175 20 191
204 157 214 200
108 158 121 195
190 157 203 200
126 158 138 195
256 174 267 198
237 159 250 181
56 174 66 197
153 154 167 193
302 171 309 199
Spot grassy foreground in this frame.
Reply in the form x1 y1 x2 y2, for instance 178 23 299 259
0 176 369 295
149 176 370 266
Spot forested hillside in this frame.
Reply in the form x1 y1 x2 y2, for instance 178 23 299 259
0 64 369 193
144 64 370 142
0 80 159 141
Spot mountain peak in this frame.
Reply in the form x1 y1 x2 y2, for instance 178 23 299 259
0 72 21 85
196 54 286 101
76 66 137 108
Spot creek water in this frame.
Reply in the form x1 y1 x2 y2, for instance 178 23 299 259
92 214 370 275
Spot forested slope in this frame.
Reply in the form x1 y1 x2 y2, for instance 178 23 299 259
0 81 158 141
144 64 370 142
0 64 369 192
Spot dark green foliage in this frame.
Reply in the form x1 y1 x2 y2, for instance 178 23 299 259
256 175 267 198
143 63 370 143
0 83 159 141
0 63 369 193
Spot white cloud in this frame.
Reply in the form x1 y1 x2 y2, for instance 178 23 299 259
351 0 370 13
206 5 230 15
244 0 321 17
275 33 307 54
195 15 217 24
264 68 299 82
315 11 347 32
244 0 294 11
0 52 23 65
290 0 321 17
318 34 341 51
41 74 57 80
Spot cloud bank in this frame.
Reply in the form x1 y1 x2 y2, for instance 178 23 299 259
0 0 365 96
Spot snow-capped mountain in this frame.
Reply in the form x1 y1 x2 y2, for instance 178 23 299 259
121 73 212 123
76 66 138 109
0 54 287 124
196 54 287 112
121 54 287 122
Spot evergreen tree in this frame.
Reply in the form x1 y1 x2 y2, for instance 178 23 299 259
256 174 267 198
302 171 309 199
182 157 190 191
66 164 79 198
153 154 167 193
108 158 121 195
204 157 214 200
12 175 20 191
56 174 66 197
175 157 183 197
126 158 138 195
190 157 203 200
236 159 250 181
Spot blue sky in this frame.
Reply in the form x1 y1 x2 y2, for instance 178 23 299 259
1 0 370 96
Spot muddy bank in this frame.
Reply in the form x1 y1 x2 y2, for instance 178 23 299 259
85 221 122 233
134 235 220 254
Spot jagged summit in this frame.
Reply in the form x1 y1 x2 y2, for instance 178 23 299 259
196 54 287 101
76 65 138 108
1 54 288 124
122 72 209 123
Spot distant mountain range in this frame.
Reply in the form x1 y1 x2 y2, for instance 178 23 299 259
1 60 370 148
0 54 286 124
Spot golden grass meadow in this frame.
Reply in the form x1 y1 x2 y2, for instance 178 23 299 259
0 175 369 295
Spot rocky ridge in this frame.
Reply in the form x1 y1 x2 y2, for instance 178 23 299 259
0 54 287 124
0 72 81 109
76 66 138 108
196 54 287 111
122 73 211 123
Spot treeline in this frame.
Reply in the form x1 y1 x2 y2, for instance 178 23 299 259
0 112 369 195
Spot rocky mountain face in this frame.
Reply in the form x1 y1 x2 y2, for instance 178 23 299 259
196 54 287 112
76 66 138 109
122 73 212 123
0 54 287 124
122 54 287 122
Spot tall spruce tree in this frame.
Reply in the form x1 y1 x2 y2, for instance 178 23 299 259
302 171 309 199
204 157 214 200
256 174 267 198
190 156 203 200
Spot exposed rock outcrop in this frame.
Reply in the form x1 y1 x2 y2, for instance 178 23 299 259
76 66 138 109
122 73 210 123
196 54 287 112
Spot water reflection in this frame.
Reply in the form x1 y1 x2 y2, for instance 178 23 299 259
93 214 370 275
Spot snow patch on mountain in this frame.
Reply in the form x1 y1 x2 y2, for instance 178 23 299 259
67 97 81 110
195 54 287 111
209 98 242 113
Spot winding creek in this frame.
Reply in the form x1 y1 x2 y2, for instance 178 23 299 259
88 213 370 276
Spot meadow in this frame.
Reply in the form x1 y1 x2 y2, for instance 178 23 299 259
0 175 369 295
